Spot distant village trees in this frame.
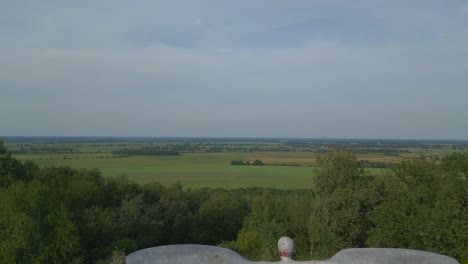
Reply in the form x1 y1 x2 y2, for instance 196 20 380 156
230 160 264 166
112 149 179 156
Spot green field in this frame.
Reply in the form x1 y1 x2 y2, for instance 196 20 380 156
11 151 388 189
11 151 320 189
12 139 455 189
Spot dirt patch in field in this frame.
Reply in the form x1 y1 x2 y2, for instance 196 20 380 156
247 153 407 165
358 156 404 163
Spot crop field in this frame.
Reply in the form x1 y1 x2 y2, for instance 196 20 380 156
9 151 318 189
5 138 464 189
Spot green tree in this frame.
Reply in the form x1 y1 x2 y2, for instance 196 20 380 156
253 160 264 166
234 230 263 259
95 250 126 264
195 192 248 244
313 150 364 195
111 239 138 255
0 182 82 263
441 152 468 176
78 206 120 262
0 139 6 154
367 159 468 260
283 192 313 257
0 141 37 187
118 194 162 248
309 150 378 257
237 191 289 260
158 182 194 244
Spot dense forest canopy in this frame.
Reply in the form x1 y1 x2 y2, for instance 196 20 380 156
0 140 467 263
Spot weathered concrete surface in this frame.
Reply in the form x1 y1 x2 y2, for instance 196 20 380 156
126 245 249 264
126 245 460 264
329 248 459 264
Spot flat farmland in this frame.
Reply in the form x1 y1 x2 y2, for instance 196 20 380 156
12 152 320 189
7 138 459 189
102 164 316 189
11 151 388 189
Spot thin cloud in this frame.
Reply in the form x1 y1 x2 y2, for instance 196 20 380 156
0 1 467 138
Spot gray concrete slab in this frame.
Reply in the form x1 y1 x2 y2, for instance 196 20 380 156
126 245 460 264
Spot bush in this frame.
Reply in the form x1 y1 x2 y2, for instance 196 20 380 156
230 160 244 165
253 160 264 166
111 239 138 254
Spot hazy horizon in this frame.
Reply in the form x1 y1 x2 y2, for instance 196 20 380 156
3 135 468 143
1 1 467 139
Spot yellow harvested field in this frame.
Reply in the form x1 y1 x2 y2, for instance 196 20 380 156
247 155 316 165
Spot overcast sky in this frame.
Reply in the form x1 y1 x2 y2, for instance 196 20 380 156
1 1 467 139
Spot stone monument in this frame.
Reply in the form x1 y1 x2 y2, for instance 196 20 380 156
126 237 460 264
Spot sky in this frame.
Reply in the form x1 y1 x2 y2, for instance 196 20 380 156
1 0 467 139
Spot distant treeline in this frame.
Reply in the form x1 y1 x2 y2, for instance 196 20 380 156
112 148 180 156
10 145 78 154
5 139 467 157
230 160 265 166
